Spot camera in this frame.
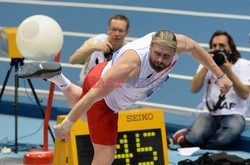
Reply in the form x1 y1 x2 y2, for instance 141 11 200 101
210 48 230 66
104 49 114 61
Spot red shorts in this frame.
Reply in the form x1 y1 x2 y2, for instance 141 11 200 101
81 62 118 145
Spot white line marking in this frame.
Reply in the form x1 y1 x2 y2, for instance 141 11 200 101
0 0 250 20
1 84 250 123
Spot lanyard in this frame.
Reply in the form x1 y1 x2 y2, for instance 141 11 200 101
205 79 225 112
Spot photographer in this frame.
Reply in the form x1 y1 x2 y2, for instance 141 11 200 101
173 30 250 149
69 14 130 85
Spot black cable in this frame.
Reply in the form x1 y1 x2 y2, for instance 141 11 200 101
23 79 40 107
0 121 44 151
23 79 55 142
9 121 43 143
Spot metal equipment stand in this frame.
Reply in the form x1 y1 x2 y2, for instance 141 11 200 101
0 58 55 153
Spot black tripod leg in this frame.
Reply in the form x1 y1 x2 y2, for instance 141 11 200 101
14 62 19 153
26 79 55 142
0 65 13 102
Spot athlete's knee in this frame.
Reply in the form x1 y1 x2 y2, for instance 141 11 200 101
92 144 116 165
92 157 114 165
92 152 115 165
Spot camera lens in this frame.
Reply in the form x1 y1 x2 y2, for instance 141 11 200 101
211 49 228 66
104 49 113 61
213 53 225 66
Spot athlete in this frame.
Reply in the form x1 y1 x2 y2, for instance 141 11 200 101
16 30 232 164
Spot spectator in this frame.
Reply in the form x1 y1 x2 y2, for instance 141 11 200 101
69 14 129 85
173 30 250 149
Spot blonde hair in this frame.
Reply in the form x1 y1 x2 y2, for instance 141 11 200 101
151 30 177 49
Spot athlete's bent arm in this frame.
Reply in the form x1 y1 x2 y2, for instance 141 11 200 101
68 50 140 122
54 50 141 140
175 34 232 96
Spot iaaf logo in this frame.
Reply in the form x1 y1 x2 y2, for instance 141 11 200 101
126 113 154 122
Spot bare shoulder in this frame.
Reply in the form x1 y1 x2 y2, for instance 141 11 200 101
112 49 141 77
117 50 140 65
175 34 189 47
175 34 196 54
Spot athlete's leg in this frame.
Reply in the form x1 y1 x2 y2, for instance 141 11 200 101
60 83 82 108
16 61 82 108
91 144 116 165
87 105 118 164
79 61 117 163
48 72 82 108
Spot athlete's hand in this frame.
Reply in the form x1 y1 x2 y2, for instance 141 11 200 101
216 74 233 96
53 124 70 142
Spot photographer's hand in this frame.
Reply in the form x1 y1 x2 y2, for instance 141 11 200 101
220 57 250 99
94 41 113 55
219 56 232 73
70 39 113 64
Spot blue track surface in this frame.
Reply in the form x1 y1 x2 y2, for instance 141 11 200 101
1 0 250 110
0 0 250 163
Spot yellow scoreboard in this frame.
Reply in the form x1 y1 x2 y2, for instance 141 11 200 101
53 108 169 165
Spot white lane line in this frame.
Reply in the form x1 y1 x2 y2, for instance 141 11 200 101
0 0 250 20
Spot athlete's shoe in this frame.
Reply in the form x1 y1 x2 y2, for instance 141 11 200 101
16 62 61 79
172 128 188 147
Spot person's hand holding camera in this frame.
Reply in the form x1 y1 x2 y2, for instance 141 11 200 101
209 48 233 75
94 41 113 56
209 49 229 65
218 55 232 75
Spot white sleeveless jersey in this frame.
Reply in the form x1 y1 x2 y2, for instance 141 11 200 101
79 34 107 84
102 32 179 112
198 58 250 117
